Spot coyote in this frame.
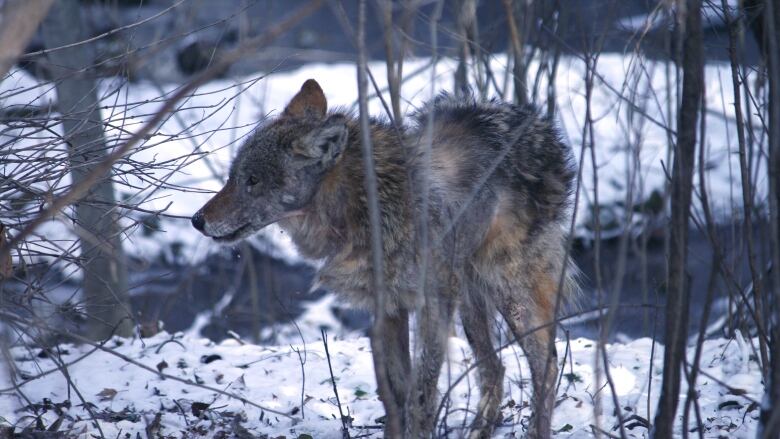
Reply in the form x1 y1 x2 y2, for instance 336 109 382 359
192 79 577 438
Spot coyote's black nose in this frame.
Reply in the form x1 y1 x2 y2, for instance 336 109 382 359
191 211 205 231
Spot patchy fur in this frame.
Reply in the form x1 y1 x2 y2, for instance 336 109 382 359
193 80 578 438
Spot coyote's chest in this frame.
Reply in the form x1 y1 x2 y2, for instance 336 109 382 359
316 245 421 314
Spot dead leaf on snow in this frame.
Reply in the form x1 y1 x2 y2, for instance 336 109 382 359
96 388 118 402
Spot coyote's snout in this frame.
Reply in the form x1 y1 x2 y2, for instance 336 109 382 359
193 79 578 438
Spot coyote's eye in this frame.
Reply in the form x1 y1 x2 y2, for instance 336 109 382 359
247 175 259 186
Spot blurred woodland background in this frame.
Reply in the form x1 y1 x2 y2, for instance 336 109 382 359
0 0 779 437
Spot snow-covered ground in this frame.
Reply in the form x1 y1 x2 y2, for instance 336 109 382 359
0 331 763 438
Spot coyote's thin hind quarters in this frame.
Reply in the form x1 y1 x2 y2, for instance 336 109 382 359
193 79 578 438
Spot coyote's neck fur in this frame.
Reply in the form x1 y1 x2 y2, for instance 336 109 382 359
279 118 418 310
282 117 411 255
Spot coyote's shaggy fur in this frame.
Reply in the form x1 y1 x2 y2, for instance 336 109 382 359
192 79 578 438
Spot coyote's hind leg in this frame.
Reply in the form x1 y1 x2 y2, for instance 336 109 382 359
498 275 559 439
461 285 505 439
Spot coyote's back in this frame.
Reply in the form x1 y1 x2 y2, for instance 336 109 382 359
407 92 578 300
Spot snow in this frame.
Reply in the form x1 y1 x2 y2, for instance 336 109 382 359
0 332 763 437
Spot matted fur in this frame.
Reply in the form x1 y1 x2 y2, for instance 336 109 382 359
193 80 578 438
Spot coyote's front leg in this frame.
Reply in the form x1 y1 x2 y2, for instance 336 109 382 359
371 310 411 437
406 296 454 438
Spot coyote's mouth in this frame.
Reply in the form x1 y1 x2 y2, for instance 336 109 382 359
209 210 304 243
212 223 253 243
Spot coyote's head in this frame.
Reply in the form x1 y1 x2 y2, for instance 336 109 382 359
191 79 348 242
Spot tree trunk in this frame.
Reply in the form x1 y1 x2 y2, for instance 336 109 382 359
377 0 403 124
759 0 780 435
41 1 133 340
503 0 528 106
652 0 703 436
0 0 55 79
454 0 477 97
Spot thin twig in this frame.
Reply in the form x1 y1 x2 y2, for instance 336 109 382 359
321 329 350 439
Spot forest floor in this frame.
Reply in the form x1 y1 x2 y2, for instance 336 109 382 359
0 330 763 438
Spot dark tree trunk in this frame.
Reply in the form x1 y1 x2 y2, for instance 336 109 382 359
503 0 528 106
760 0 780 435
0 0 54 79
454 0 477 97
652 0 703 436
41 1 133 339
743 0 767 55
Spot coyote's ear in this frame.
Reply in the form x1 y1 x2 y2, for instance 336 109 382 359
293 115 348 166
283 79 327 118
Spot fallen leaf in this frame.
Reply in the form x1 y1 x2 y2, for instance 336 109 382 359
718 400 742 410
156 360 168 373
95 388 117 402
145 412 161 438
192 402 210 417
201 354 222 364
